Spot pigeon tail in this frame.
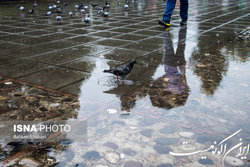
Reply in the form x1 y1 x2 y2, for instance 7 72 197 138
103 69 113 73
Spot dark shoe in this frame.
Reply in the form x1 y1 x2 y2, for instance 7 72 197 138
159 19 171 27
180 20 187 25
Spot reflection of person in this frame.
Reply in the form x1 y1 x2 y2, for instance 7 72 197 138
159 0 189 27
164 26 187 95
147 27 189 109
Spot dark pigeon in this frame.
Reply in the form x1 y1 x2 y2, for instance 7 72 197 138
91 3 98 8
103 59 136 80
28 9 35 14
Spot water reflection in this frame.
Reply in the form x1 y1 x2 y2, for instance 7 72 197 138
148 27 189 109
119 27 190 111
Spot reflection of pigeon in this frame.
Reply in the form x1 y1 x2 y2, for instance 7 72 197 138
103 59 136 80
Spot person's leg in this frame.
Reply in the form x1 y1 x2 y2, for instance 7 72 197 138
163 0 177 22
180 0 188 22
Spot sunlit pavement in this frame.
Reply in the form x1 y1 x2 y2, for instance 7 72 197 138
0 0 249 166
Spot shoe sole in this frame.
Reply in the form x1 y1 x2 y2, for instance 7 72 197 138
180 21 187 25
159 20 170 27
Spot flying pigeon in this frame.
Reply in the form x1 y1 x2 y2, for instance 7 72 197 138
103 59 136 80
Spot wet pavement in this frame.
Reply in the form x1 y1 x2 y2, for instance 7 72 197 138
0 0 250 166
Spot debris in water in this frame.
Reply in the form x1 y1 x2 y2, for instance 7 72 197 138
107 108 118 114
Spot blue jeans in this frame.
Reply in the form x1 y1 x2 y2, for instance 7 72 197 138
163 0 189 22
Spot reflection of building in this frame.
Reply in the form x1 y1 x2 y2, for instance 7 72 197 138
191 51 228 95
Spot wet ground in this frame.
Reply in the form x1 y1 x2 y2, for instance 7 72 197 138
0 0 250 166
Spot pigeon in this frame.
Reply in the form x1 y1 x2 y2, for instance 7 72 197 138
28 9 35 14
81 9 86 14
52 4 57 9
56 7 63 13
18 5 25 11
103 11 109 17
91 4 98 8
68 11 73 16
103 59 136 80
33 1 38 8
117 1 121 6
46 11 52 16
56 14 62 21
105 1 110 8
74 4 79 9
97 8 103 14
62 3 67 6
84 5 88 10
48 5 53 10
84 15 91 23
56 0 60 4
124 4 129 9
79 4 83 9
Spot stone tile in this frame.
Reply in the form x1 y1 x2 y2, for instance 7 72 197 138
58 80 83 95
59 56 98 72
94 39 129 47
131 30 161 36
114 34 147 41
18 67 89 90
110 28 137 33
65 35 100 45
121 40 163 52
0 59 50 78
29 47 93 65
90 31 121 38
66 28 92 34
103 48 148 62
24 30 49 36
0 54 19 66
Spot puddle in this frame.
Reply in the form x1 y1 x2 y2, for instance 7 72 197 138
0 0 249 166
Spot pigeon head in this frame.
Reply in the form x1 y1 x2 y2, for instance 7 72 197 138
129 59 136 65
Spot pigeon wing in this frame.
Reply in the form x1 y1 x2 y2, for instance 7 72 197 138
113 65 131 76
